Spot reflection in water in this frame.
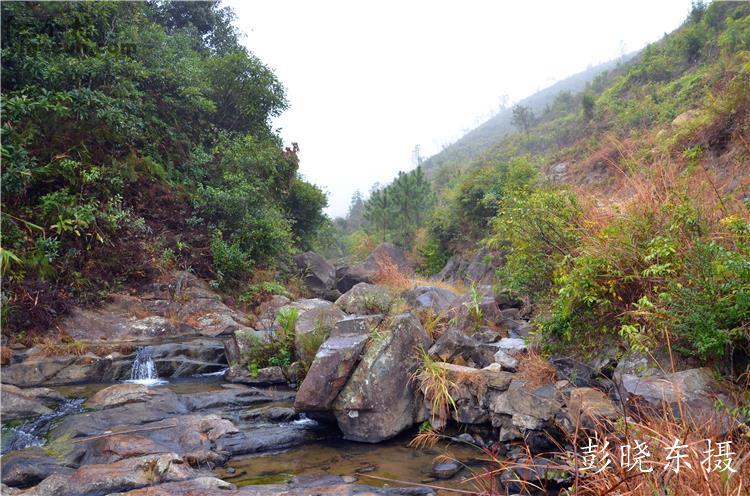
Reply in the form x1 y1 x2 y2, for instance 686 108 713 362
218 434 487 494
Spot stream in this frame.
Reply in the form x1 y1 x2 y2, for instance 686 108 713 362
1 357 490 494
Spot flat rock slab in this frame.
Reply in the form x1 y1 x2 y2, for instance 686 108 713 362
20 453 198 496
0 447 71 489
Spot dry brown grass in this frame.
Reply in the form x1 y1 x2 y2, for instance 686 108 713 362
0 346 11 365
36 336 134 357
516 348 557 388
373 254 465 294
463 403 750 496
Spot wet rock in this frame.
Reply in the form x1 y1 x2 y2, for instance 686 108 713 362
335 283 394 315
242 406 297 423
238 475 435 496
403 286 458 314
1 384 53 420
294 251 337 293
225 365 287 386
331 314 384 337
333 313 432 442
0 447 71 488
295 333 369 411
79 414 238 466
216 422 331 456
85 384 152 409
111 476 236 495
149 339 227 377
0 354 122 388
184 385 294 410
21 453 197 496
431 460 461 479
336 243 413 293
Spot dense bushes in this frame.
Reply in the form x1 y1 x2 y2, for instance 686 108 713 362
1 1 327 334
486 159 750 370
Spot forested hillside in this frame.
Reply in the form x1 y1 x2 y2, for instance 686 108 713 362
1 1 328 336
335 0 750 372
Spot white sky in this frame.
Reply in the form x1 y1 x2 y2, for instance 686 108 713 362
227 0 693 217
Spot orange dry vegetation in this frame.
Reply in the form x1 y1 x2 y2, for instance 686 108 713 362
373 254 465 294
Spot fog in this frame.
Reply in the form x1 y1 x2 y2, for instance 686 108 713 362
227 0 692 216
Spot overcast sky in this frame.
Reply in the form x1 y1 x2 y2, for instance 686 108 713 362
226 0 693 217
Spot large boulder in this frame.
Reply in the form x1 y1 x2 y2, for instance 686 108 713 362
436 247 501 286
490 381 563 433
403 286 458 314
619 368 735 426
562 387 620 431
295 333 370 412
428 327 497 368
336 243 412 292
332 313 432 442
294 251 337 293
335 283 394 315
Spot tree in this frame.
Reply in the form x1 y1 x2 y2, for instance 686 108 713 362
511 104 535 138
346 190 366 231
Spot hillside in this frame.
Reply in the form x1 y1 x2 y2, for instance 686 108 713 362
336 0 750 374
421 55 633 183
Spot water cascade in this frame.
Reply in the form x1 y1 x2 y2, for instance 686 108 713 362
126 347 167 386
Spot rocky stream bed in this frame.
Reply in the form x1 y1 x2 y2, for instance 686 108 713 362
1 244 741 495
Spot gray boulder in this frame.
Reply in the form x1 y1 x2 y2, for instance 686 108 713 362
619 368 736 426
294 251 337 293
335 283 394 315
332 313 431 442
295 333 370 412
403 286 458 314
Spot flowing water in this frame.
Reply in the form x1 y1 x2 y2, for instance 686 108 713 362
1 398 84 454
4 372 491 494
126 346 167 386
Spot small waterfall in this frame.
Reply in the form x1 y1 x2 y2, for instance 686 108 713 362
1 398 84 454
126 347 167 386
